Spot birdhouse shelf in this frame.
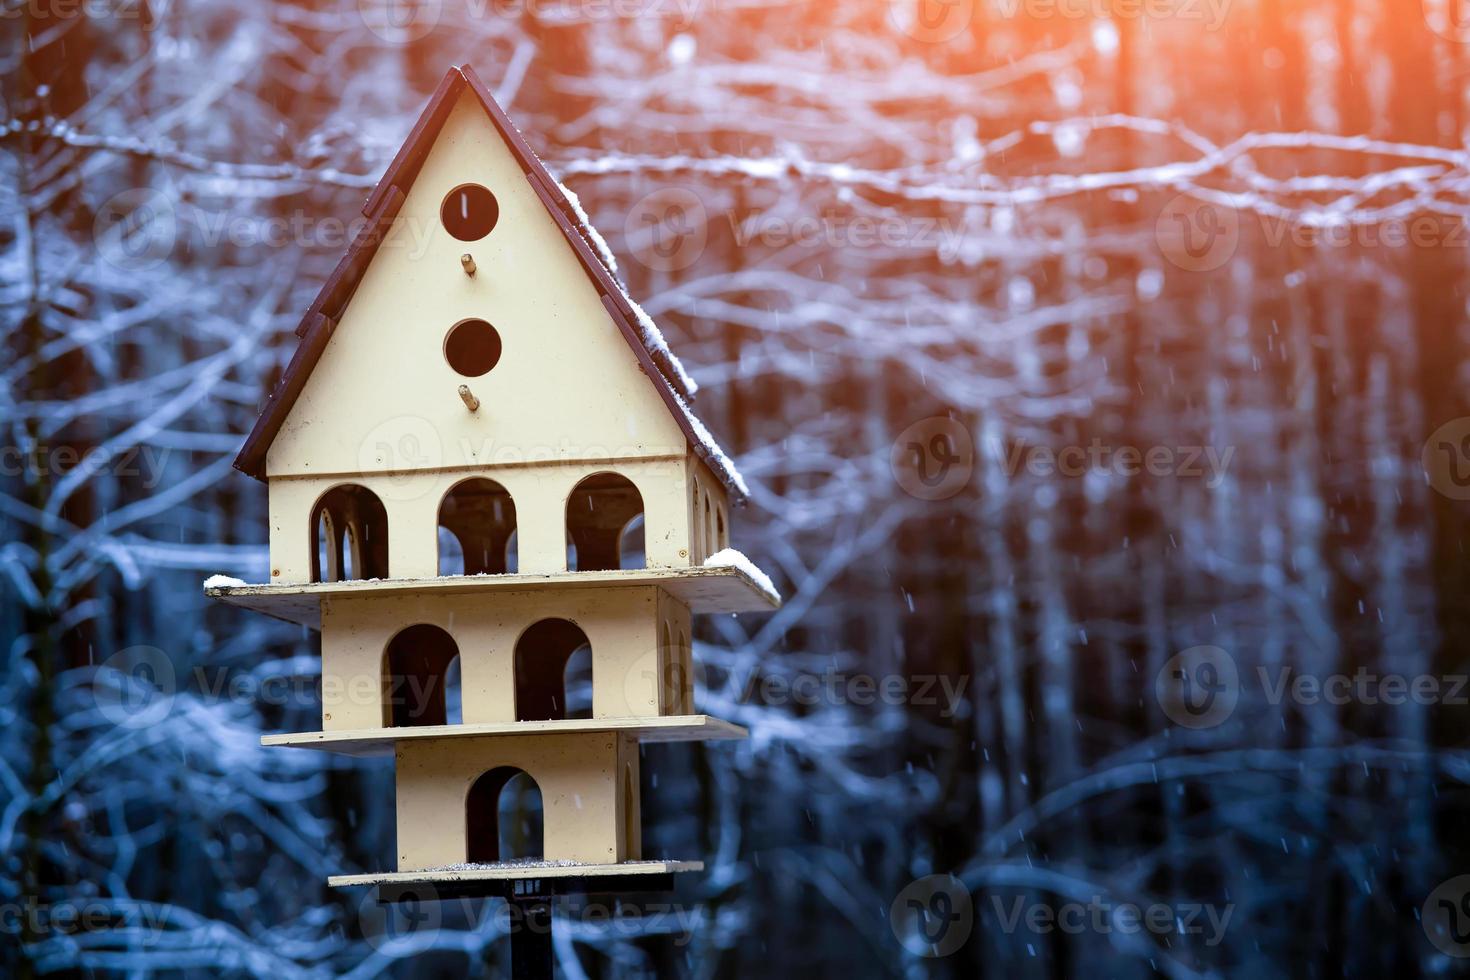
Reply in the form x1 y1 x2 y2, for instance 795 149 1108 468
206 564 778 629
262 715 747 757
329 860 701 891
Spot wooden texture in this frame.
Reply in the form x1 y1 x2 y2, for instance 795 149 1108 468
232 65 743 500
206 565 777 628
263 716 747 757
329 860 702 888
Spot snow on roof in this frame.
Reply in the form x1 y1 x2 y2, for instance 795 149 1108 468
625 294 699 397
554 177 701 399
464 108 700 405
674 391 749 499
555 180 619 276
703 548 778 602
552 174 735 482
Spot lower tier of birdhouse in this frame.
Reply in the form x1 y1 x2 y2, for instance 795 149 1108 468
266 723 742 886
396 730 643 870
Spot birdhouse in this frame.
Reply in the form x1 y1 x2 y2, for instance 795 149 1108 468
209 65 779 896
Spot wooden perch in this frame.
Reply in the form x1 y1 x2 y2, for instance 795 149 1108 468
458 385 480 412
461 253 476 276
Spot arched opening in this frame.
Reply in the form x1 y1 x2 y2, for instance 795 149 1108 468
437 526 464 574
466 767 543 865
619 514 646 570
504 529 519 574
691 482 705 560
445 655 463 725
383 625 460 727
623 764 639 860
566 473 645 572
315 511 336 580
563 643 594 720
310 485 388 583
514 619 593 721
438 478 517 576
342 524 359 579
661 623 677 715
679 630 692 713
717 505 728 551
704 495 715 558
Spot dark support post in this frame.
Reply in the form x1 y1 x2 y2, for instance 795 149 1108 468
377 873 676 976
510 894 553 980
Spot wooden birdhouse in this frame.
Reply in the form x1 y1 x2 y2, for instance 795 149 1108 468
209 65 779 901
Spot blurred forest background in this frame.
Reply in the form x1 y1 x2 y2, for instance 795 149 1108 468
6 0 1470 976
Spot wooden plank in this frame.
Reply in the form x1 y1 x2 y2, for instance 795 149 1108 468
330 860 702 889
206 565 780 629
262 715 748 757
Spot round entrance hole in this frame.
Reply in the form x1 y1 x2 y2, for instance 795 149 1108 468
444 319 503 377
441 184 500 241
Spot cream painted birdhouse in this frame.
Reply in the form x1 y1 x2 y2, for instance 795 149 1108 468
209 64 779 892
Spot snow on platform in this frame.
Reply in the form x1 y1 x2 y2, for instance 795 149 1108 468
331 859 703 889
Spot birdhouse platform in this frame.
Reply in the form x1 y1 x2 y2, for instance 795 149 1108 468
331 859 701 891
262 714 746 757
206 564 777 629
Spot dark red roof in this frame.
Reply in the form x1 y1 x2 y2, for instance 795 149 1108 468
233 64 746 501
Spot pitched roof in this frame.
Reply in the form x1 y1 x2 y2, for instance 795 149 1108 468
233 64 747 501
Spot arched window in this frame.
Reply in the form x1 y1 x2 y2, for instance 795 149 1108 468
661 623 677 715
315 511 337 580
383 624 460 727
466 767 543 864
310 485 388 583
717 505 728 551
691 481 705 560
623 764 639 860
514 619 593 721
445 655 463 725
619 514 646 570
566 473 645 572
563 643 593 720
504 529 519 574
704 495 715 558
438 478 517 576
679 630 692 713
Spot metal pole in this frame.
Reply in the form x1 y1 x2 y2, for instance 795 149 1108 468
510 896 553 980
